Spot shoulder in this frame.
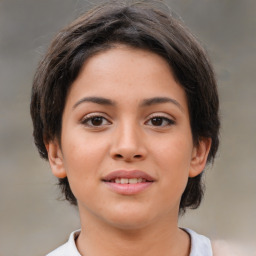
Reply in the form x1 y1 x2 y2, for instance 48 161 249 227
185 228 253 256
46 242 69 256
183 228 212 256
212 240 252 256
46 230 81 256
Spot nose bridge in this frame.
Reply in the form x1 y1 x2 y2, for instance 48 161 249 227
119 122 139 146
111 118 146 161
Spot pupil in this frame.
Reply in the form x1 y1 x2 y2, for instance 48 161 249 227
152 117 163 126
92 117 103 126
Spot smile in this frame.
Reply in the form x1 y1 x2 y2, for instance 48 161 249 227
102 170 155 195
110 178 147 184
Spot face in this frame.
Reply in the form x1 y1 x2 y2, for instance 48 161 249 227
47 45 210 230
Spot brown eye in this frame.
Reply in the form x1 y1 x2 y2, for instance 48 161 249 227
146 116 175 127
81 115 111 127
91 117 104 126
151 117 164 126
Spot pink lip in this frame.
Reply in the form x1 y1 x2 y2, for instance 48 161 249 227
102 170 155 195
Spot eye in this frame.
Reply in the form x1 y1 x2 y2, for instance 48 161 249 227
145 116 175 127
81 114 111 127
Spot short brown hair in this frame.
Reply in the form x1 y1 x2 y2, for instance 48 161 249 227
31 1 220 214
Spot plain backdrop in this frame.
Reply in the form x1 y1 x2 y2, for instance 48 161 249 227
0 0 255 255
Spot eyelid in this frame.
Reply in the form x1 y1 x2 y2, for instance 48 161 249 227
146 112 175 121
145 112 176 126
80 112 112 126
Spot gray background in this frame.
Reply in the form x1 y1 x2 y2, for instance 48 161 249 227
0 0 255 255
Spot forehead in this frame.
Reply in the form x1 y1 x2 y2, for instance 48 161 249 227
65 45 188 112
81 44 172 77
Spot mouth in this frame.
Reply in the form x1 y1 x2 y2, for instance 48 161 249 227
107 177 149 184
102 170 155 195
102 169 155 183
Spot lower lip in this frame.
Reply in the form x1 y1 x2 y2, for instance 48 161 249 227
103 182 153 195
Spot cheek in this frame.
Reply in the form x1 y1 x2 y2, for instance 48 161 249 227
154 134 193 167
152 135 193 189
61 130 109 179
61 136 105 200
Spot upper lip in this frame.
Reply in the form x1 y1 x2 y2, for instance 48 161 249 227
102 170 155 182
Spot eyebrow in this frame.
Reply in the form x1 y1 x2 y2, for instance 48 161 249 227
140 97 184 112
73 96 115 109
72 96 184 112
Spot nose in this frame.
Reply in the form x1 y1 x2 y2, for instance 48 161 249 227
110 122 147 162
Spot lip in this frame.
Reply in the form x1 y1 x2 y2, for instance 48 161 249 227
102 170 155 195
102 170 155 182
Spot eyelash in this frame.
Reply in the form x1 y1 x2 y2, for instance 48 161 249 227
81 113 175 128
81 114 111 127
145 115 175 127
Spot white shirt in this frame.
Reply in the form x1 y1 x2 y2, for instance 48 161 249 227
46 228 212 256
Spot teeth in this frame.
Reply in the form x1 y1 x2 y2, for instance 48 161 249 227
129 178 137 184
138 178 143 183
114 178 145 184
120 178 128 184
115 178 121 184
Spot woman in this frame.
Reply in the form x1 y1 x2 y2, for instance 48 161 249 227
31 1 220 255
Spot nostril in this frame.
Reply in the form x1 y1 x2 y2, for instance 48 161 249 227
114 154 142 160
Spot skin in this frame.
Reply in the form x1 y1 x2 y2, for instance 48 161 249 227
47 45 211 256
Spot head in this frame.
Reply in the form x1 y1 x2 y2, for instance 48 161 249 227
31 1 219 214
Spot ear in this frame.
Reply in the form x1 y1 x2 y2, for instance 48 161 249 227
45 140 67 178
189 138 212 178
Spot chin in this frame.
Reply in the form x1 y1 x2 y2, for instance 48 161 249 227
102 206 157 231
107 217 153 231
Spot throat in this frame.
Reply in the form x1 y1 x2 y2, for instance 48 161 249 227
75 224 190 256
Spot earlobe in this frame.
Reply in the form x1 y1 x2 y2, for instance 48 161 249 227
46 140 67 178
189 138 212 178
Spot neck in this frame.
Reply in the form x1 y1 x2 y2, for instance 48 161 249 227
76 210 190 256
